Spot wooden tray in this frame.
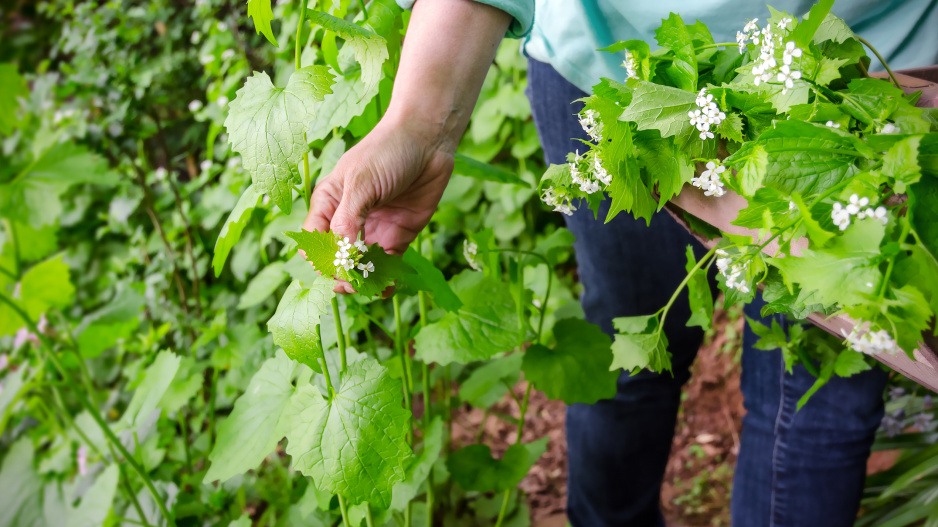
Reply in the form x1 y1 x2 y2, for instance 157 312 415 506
664 67 938 391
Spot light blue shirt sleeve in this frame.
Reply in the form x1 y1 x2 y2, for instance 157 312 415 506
395 0 535 38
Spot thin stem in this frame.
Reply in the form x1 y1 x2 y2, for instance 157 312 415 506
332 297 348 373
365 504 375 527
856 35 901 90
294 0 307 70
695 42 739 51
0 295 175 526
494 383 533 527
208 368 219 445
393 296 412 444
295 0 313 210
878 217 911 300
658 246 717 324
178 412 193 473
317 327 337 396
338 495 351 527
357 0 368 18
110 443 152 527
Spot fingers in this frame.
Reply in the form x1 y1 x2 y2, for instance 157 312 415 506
303 177 339 234
330 172 373 242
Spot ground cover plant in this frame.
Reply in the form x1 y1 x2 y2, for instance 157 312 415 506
0 0 936 526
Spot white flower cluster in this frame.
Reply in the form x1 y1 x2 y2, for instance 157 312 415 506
623 51 638 79
541 187 576 216
841 324 899 355
463 240 482 271
333 237 374 277
691 161 727 197
542 149 613 216
716 249 751 294
831 194 888 230
738 18 803 93
570 150 612 194
688 88 726 140
825 120 841 129
578 109 603 142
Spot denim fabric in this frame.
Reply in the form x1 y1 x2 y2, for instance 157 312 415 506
525 58 889 527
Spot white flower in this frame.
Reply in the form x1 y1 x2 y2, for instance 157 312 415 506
578 109 603 142
200 160 213 172
700 129 715 140
788 201 797 211
825 120 841 128
782 41 802 65
881 123 900 134
716 253 750 293
190 31 200 44
691 161 726 197
858 206 888 224
743 19 759 34
221 49 235 61
353 240 368 253
778 17 793 30
108 122 123 137
842 324 899 355
154 167 167 181
463 240 482 271
542 187 576 216
623 52 638 78
217 95 228 107
776 64 802 93
845 193 870 215
831 202 851 230
199 54 214 65
357 261 375 278
188 100 203 112
532 298 542 309
736 31 749 53
216 21 227 32
592 154 612 186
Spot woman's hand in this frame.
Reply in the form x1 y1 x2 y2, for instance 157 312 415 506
302 115 455 257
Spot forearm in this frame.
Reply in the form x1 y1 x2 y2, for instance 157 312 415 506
382 0 511 151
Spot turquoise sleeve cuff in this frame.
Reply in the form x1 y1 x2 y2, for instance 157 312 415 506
395 0 534 39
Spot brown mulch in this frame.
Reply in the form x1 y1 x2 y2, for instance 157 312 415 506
450 306 748 526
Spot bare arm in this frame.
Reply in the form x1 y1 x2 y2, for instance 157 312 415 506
303 0 511 292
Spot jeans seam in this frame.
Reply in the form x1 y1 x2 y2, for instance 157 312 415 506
769 351 786 527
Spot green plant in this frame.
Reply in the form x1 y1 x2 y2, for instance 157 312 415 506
541 0 938 407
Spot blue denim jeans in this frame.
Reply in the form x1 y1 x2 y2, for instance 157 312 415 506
525 58 890 527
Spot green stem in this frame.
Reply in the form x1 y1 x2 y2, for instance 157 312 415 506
208 367 219 446
856 35 902 90
494 383 533 527
365 504 375 527
695 42 739 51
317 326 337 396
294 0 307 70
393 296 413 439
332 297 348 373
178 411 193 473
357 0 368 18
338 495 351 527
295 0 313 209
110 443 153 527
878 217 911 300
0 295 175 527
658 246 717 324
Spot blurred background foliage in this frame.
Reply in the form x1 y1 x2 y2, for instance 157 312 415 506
0 1 928 526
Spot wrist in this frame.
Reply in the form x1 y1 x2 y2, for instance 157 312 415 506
381 95 464 155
